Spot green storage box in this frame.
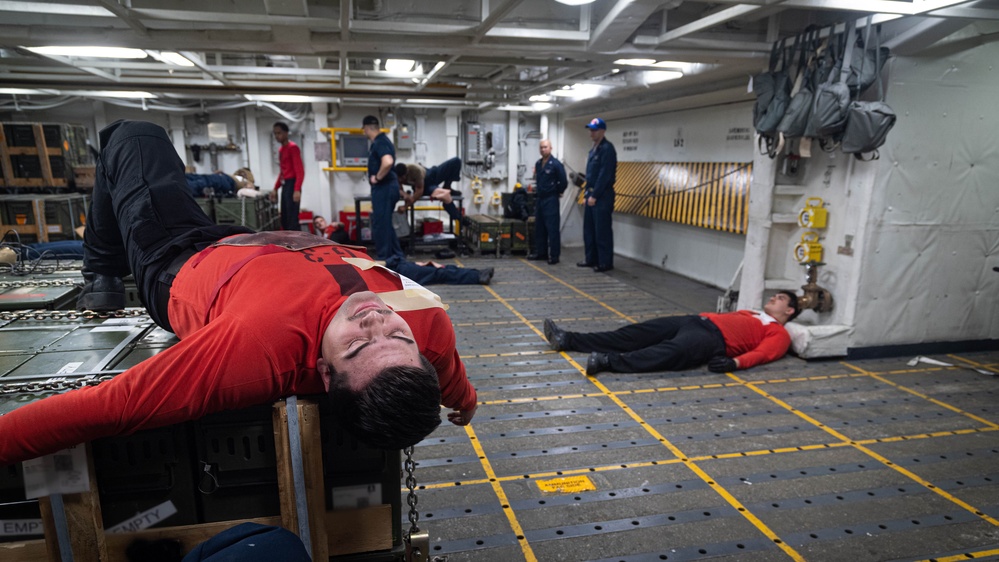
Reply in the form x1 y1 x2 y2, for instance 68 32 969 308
506 218 529 253
462 214 504 254
212 197 279 231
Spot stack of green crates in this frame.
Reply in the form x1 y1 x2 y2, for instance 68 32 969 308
462 214 504 255
196 196 279 231
214 197 279 230
506 218 529 254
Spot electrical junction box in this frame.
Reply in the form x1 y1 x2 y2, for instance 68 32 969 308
396 123 414 150
463 122 485 165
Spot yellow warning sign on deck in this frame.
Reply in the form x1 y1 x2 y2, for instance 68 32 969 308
536 475 596 494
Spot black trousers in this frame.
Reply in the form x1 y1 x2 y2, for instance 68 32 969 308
533 196 560 260
424 157 462 192
83 120 252 331
279 178 300 231
582 192 614 269
565 315 726 373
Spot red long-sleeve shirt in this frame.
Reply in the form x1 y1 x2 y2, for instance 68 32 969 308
273 141 305 192
0 237 475 465
700 310 790 369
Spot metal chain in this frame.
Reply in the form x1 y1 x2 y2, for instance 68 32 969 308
0 374 116 395
0 308 146 322
241 196 247 226
0 279 81 289
404 445 420 535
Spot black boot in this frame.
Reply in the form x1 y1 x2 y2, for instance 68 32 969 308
77 273 126 311
478 267 495 285
586 352 611 376
543 318 568 351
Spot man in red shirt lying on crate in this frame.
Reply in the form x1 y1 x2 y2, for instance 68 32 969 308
0 120 477 466
544 291 800 375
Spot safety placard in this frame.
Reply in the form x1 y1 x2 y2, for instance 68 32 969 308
536 475 596 494
22 444 90 499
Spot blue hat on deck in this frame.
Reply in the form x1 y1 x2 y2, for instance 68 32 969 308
584 117 606 130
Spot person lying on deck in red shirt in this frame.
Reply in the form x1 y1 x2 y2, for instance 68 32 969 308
0 120 477 467
543 291 801 375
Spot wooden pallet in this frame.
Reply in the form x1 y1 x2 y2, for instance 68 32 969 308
0 194 89 243
0 123 68 189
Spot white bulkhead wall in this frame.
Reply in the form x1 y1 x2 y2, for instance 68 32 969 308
852 37 999 347
740 27 999 350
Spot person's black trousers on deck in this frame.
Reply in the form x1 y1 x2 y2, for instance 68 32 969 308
563 315 727 373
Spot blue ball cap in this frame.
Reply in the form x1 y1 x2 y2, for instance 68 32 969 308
584 117 606 130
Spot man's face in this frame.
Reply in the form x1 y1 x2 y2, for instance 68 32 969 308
362 124 379 140
589 128 605 143
273 126 288 145
763 293 794 318
319 291 421 391
314 216 328 230
539 140 552 159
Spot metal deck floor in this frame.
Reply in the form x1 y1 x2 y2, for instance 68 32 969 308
412 248 999 562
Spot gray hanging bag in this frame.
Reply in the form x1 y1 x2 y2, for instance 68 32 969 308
844 19 891 95
807 20 856 146
841 19 896 159
777 28 820 140
753 38 793 138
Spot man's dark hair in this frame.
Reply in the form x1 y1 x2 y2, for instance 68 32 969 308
362 115 380 127
393 163 408 179
329 355 442 449
273 121 289 133
778 290 801 321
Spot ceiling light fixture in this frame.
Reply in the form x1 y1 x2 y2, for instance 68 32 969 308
529 94 552 102
404 99 463 105
385 59 416 73
554 0 597 5
644 70 683 84
26 46 148 59
244 94 314 103
549 83 603 99
81 90 157 98
652 61 686 69
614 58 656 66
0 88 60 95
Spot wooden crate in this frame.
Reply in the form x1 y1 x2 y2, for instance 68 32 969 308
0 194 89 243
0 123 92 190
72 166 96 190
0 397 396 561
